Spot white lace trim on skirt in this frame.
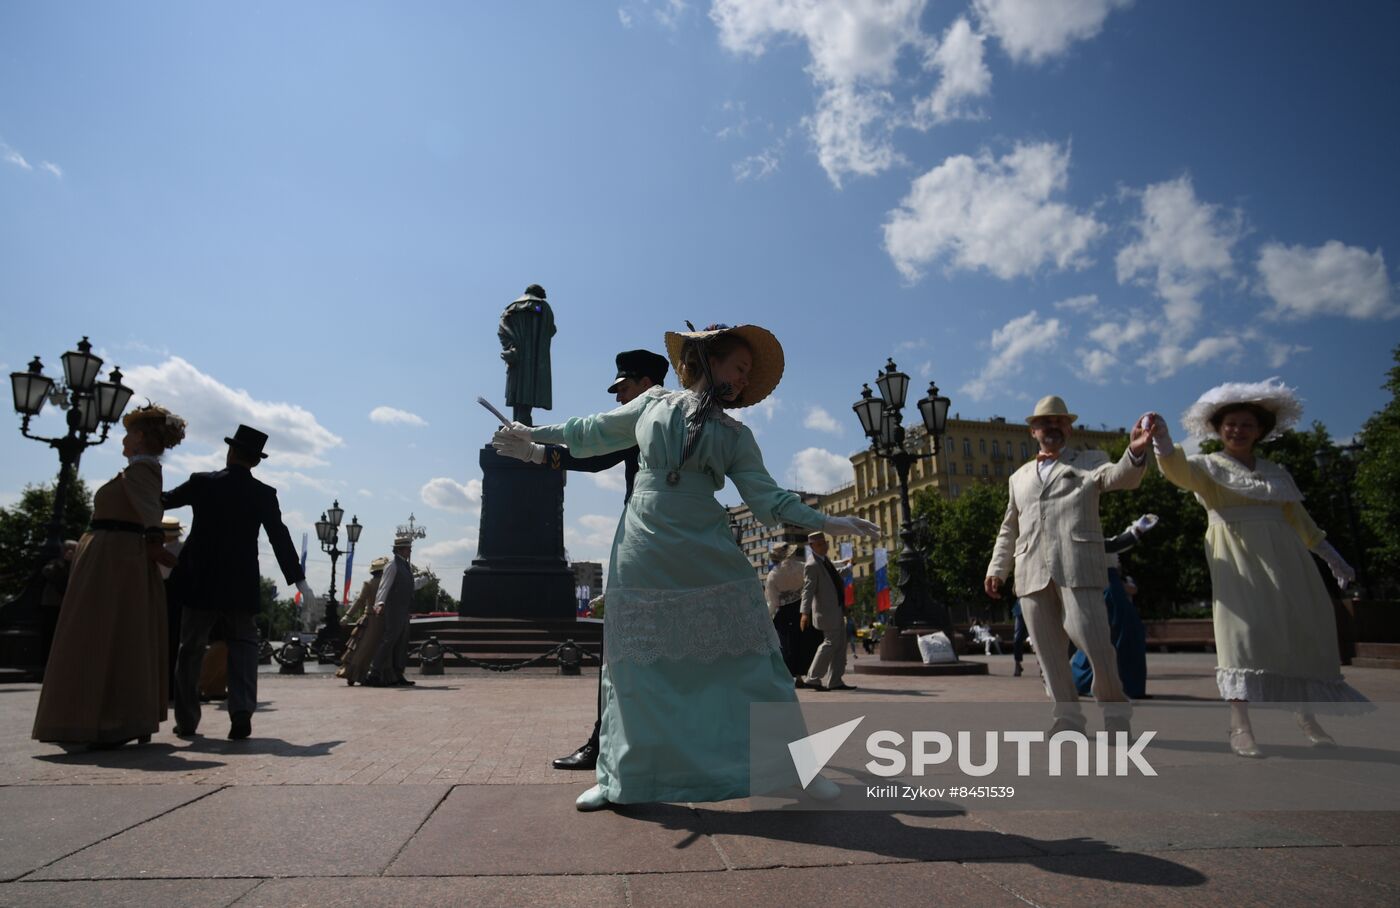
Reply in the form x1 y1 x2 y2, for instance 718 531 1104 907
1216 667 1374 715
604 578 782 665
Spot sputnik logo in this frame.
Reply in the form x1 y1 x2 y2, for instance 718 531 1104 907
788 716 864 788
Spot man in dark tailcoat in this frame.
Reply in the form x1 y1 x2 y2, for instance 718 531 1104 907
492 348 668 770
498 283 556 425
164 425 315 740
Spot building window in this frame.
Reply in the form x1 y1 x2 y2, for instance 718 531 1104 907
994 464 1003 477
1020 441 1029 460
964 463 972 475
948 459 956 474
979 438 987 454
991 440 1000 457
981 464 989 476
963 439 972 457
950 482 960 498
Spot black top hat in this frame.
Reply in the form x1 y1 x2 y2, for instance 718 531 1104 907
224 424 270 460
607 349 669 393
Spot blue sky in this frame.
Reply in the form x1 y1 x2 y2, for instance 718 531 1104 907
3 1 1398 598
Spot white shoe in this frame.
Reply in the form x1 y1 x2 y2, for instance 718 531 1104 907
804 776 841 802
575 785 610 812
1296 712 1337 748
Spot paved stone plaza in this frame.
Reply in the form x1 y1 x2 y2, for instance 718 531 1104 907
2 652 1398 907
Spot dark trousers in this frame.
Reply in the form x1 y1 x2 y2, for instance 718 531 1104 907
584 623 604 751
175 608 258 731
369 606 410 680
773 601 804 678
1012 612 1030 664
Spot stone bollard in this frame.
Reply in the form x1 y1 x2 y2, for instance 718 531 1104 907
418 635 445 675
557 640 582 676
278 638 307 675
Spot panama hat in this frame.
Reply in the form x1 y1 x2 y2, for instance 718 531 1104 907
393 535 415 549
369 556 390 573
161 516 183 534
1026 395 1078 425
1181 378 1302 441
663 323 784 409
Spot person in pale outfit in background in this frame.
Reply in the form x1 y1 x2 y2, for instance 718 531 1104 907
338 556 388 686
366 538 420 687
1152 379 1370 757
764 543 807 686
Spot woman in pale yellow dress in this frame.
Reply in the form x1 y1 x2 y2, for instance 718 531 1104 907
1153 379 1369 757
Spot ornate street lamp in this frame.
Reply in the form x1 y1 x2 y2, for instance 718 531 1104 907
851 360 954 650
310 500 361 658
5 338 133 673
1314 442 1370 597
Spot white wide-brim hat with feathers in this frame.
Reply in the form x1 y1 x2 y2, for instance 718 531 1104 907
1181 378 1304 441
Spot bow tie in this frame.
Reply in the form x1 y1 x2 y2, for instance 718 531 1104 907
1036 452 1059 463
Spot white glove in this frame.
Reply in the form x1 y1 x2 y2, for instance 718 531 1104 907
1130 513 1159 539
492 423 545 463
823 516 881 539
1151 421 1174 458
1313 540 1356 591
413 574 431 591
296 580 318 603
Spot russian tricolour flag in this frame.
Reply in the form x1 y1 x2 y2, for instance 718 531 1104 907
839 542 855 607
874 547 891 612
341 547 355 605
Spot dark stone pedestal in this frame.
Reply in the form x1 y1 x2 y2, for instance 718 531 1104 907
855 627 988 676
460 445 577 621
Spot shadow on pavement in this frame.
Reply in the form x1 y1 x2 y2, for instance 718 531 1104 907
628 806 1209 888
33 744 225 772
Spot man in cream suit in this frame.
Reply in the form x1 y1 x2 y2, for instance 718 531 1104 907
800 531 854 691
985 396 1158 735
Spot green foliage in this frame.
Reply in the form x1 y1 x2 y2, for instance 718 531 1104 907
0 478 93 601
909 481 1008 613
412 566 459 613
1356 345 1400 595
256 576 299 640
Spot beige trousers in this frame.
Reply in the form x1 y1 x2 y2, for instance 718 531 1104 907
1020 581 1130 722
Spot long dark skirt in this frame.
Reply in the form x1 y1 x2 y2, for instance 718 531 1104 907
1071 568 1148 699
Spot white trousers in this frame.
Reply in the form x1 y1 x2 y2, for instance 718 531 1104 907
1020 581 1130 721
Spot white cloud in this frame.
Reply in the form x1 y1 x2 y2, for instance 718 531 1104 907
369 405 428 427
419 477 482 514
1257 240 1399 321
1076 347 1118 383
1115 176 1244 338
733 142 783 181
1143 333 1245 379
1266 341 1310 369
419 531 479 567
567 514 620 555
2 142 31 171
653 0 688 30
914 16 991 126
711 0 930 186
884 141 1104 281
1086 317 1149 353
746 395 782 424
357 488 375 498
1182 334 1243 366
787 447 853 492
1054 293 1099 313
803 406 843 434
618 8 633 28
974 0 1133 64
590 464 628 493
40 161 62 178
961 310 1067 400
122 357 342 469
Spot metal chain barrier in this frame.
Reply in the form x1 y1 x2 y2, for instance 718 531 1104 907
411 635 600 673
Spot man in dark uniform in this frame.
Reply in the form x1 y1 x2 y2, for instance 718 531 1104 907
164 425 315 740
492 348 668 769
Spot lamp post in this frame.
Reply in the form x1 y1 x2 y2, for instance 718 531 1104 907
1314 443 1369 597
852 359 952 648
312 500 362 656
4 339 133 650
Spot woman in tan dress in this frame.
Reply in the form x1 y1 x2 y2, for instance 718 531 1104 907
32 404 186 748
337 556 388 685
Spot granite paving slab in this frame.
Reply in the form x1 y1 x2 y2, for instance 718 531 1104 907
0 878 258 908
0 784 217 881
230 875 630 907
968 809 1330 855
968 846 1397 907
1244 810 1400 846
386 784 726 876
689 804 1042 867
29 785 449 880
626 862 1027 907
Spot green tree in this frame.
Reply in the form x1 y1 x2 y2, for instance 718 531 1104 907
0 478 93 601
1356 344 1400 595
908 480 1008 622
256 575 299 640
412 566 459 613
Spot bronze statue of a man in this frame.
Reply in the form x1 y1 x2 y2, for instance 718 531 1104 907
498 284 555 425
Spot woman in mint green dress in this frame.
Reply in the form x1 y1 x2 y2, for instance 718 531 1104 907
495 324 878 810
